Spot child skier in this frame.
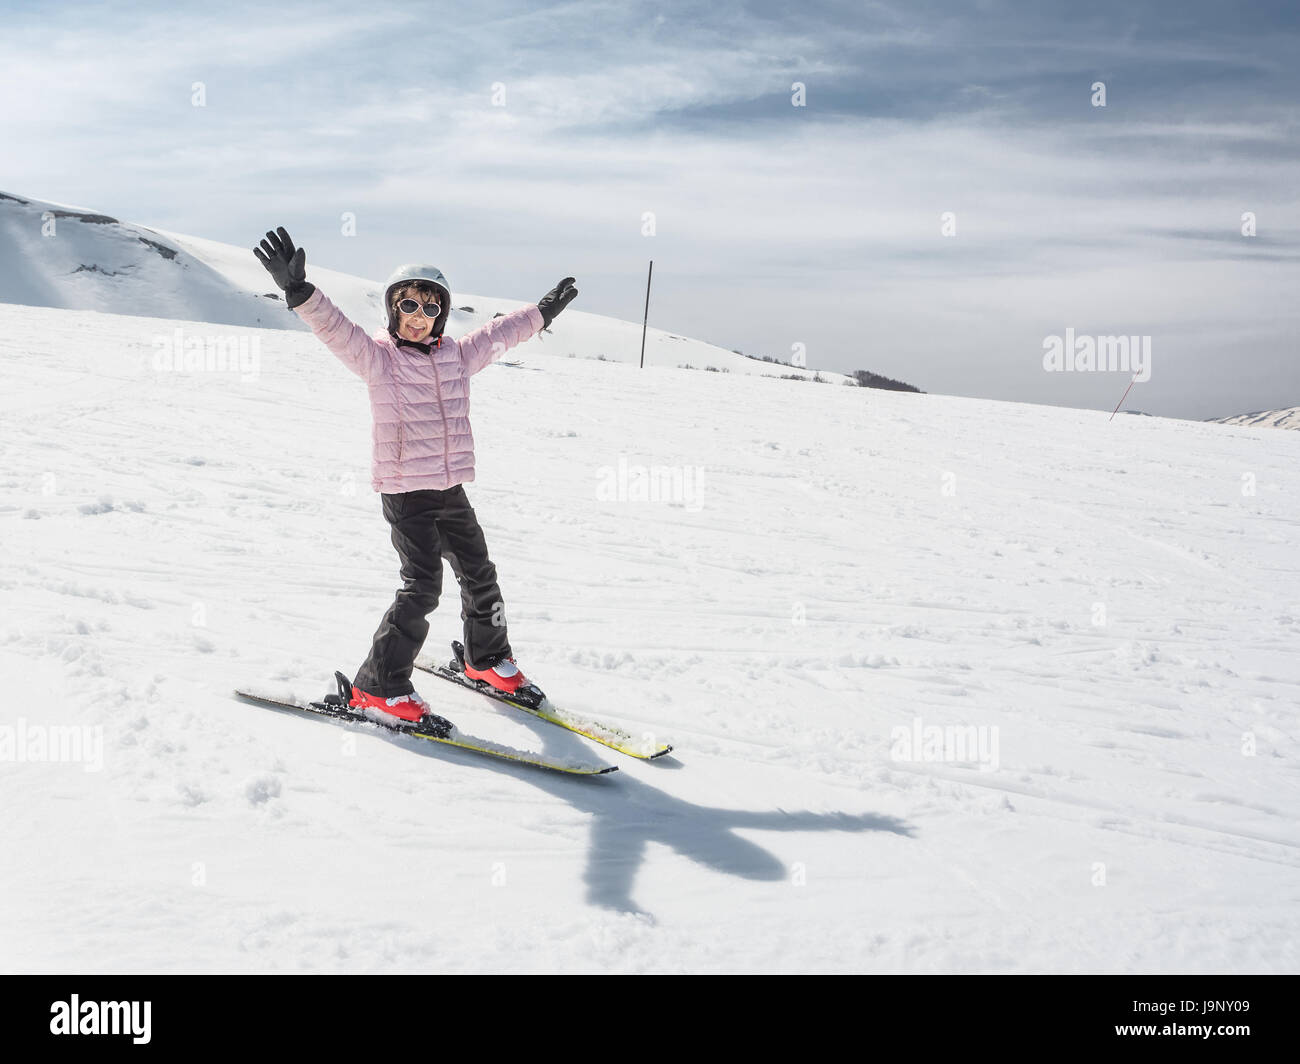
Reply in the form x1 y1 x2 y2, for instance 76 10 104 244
254 226 577 724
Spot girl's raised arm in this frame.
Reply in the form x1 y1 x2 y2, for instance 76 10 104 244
459 277 579 376
254 225 385 381
458 305 545 376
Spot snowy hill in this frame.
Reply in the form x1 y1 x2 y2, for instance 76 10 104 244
0 191 293 329
1210 407 1300 431
1 189 850 383
1 296 1297 973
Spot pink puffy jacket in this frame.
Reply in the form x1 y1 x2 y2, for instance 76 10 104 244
294 287 544 493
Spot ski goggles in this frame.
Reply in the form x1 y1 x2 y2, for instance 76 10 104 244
396 298 442 318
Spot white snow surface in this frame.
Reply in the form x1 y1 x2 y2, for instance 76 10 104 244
1 295 1299 973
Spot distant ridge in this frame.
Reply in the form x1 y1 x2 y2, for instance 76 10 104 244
1209 407 1300 431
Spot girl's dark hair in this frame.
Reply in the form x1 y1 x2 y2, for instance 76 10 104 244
388 279 450 340
390 280 440 311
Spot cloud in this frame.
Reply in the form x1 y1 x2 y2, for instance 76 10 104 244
2 0 1297 419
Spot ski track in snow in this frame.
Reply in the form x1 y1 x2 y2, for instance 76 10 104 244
1 301 1299 973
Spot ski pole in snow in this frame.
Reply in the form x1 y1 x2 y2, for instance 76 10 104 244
639 260 653 369
1109 372 1139 421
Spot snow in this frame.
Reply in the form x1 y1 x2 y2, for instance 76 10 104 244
0 192 293 329
1211 407 1300 432
1 218 1299 973
1 190 847 381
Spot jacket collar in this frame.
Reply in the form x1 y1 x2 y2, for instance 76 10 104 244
392 334 443 354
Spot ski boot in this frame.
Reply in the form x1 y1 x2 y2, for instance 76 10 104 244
452 641 546 709
328 671 451 735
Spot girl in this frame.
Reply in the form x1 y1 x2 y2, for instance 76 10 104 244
254 226 577 724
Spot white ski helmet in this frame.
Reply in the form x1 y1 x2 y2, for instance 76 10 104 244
382 263 452 340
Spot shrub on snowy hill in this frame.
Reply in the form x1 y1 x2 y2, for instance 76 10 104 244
851 369 923 393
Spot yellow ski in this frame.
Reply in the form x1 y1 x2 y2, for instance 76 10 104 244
233 685 617 777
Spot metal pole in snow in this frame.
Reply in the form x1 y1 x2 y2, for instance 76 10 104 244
1109 372 1139 421
639 260 653 369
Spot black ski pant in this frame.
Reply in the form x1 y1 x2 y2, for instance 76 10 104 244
353 485 511 697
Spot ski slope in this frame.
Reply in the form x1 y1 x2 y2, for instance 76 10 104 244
1 189 849 383
1 300 1298 973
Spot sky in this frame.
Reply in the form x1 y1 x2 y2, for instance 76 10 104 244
1 0 1297 419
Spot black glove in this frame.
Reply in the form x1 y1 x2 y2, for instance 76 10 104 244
253 226 315 309
537 276 577 328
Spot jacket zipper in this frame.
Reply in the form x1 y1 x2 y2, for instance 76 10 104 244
395 374 404 467
428 338 451 482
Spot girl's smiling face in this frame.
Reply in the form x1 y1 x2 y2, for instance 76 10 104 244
393 284 441 343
